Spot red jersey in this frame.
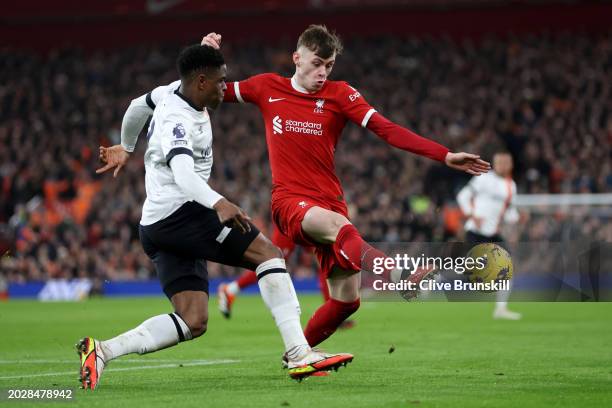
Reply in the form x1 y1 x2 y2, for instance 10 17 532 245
225 73 449 202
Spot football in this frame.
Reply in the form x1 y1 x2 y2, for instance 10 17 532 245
464 243 513 288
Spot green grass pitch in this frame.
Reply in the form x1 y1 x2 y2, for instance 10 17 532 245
1 296 611 407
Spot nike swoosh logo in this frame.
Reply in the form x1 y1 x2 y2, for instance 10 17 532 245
268 97 286 103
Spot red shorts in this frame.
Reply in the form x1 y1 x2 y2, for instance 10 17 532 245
271 194 353 279
270 223 296 258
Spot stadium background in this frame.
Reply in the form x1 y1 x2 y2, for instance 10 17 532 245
1 0 611 298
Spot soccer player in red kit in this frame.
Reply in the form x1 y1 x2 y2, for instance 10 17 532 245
203 26 491 347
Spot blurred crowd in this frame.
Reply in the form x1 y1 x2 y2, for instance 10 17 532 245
1 31 611 282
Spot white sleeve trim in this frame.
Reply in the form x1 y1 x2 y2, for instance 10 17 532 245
361 108 377 128
234 82 245 103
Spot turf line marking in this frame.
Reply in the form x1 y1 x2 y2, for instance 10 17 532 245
0 359 240 380
0 359 229 364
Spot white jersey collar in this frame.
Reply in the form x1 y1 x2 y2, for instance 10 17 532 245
291 75 311 94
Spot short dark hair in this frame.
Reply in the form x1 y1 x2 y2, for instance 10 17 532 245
296 24 343 59
177 45 225 79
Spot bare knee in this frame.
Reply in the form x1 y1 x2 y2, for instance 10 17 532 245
259 238 284 262
302 207 351 244
171 291 209 338
177 309 208 338
243 233 284 266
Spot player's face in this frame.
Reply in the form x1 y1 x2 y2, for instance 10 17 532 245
493 153 513 177
293 47 336 92
201 64 227 110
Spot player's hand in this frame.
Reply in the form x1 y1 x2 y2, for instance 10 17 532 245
445 152 490 176
96 145 130 178
201 33 222 49
213 198 252 233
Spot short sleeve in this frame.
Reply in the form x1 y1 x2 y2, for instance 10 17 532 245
225 74 271 104
160 112 194 166
337 82 377 128
147 80 181 110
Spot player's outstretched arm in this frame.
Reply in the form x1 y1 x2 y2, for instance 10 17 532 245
120 93 155 153
96 92 155 177
366 112 490 175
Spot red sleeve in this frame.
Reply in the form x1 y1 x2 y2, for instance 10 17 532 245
337 82 378 127
224 73 270 104
366 112 449 162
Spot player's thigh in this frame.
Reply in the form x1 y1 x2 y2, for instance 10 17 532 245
206 223 263 271
148 249 209 298
327 271 361 302
142 202 237 259
301 206 351 244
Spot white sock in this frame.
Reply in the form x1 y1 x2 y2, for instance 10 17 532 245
227 281 240 295
100 313 192 361
256 258 310 360
495 280 513 310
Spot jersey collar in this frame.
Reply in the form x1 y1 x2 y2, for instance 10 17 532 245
291 75 311 94
174 89 204 112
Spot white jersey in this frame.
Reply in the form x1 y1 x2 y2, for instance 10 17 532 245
457 171 519 237
121 80 181 153
146 80 181 110
140 89 214 225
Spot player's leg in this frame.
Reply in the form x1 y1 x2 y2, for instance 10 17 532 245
304 265 361 347
76 206 216 390
218 226 296 319
302 206 398 273
313 253 356 330
77 255 202 390
238 232 353 378
97 287 204 361
302 206 431 293
466 232 521 320
490 236 521 320
493 279 521 320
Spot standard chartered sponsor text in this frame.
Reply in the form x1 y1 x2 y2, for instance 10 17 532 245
285 119 323 135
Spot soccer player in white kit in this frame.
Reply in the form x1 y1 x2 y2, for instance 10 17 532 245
457 151 522 320
78 45 352 390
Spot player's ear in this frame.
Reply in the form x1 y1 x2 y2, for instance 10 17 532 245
197 73 208 89
292 51 300 67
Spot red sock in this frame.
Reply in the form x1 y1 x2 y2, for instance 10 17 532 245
334 224 394 276
236 270 257 289
304 298 360 347
318 270 330 302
